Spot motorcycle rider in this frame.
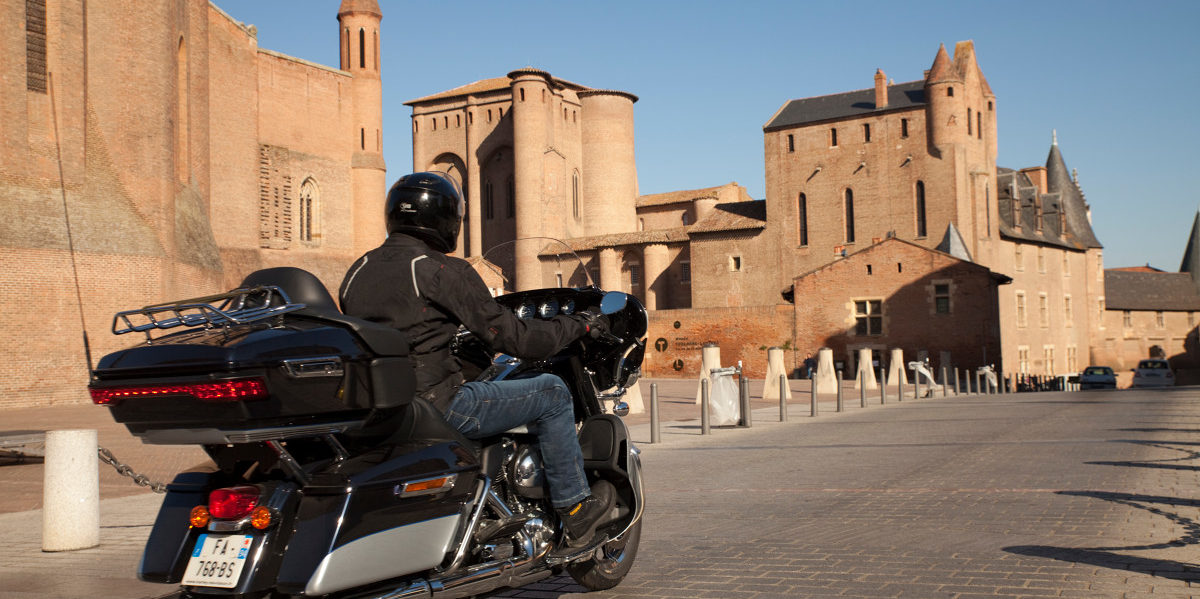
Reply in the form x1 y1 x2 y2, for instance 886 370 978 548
339 171 614 554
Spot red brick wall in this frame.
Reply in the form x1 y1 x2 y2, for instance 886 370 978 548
644 305 795 379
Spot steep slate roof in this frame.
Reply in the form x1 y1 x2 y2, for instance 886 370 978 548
935 222 972 262
764 80 926 132
1104 270 1200 311
996 141 1102 252
687 200 767 234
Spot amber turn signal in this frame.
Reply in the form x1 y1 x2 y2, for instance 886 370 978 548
250 505 273 530
189 505 211 528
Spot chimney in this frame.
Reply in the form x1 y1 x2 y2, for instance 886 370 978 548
1020 167 1048 195
874 69 887 109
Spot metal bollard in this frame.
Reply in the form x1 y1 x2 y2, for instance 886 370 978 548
740 376 752 428
701 378 710 435
810 375 818 417
941 367 948 397
879 367 887 404
779 375 788 422
913 377 919 401
976 371 983 395
857 369 866 408
650 383 660 444
836 370 844 412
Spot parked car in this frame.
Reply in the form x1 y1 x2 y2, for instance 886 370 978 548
1078 366 1116 390
1130 359 1175 388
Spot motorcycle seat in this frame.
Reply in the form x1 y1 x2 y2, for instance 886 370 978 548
239 267 410 357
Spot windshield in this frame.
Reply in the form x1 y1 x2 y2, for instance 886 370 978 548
1137 360 1169 370
478 237 592 295
1084 367 1112 375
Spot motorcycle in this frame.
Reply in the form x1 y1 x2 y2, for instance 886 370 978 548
89 238 647 598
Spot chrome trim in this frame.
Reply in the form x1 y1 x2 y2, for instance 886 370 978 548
112 286 304 339
439 477 491 574
281 356 344 378
134 421 360 445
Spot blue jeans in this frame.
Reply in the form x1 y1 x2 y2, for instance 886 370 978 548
444 373 589 509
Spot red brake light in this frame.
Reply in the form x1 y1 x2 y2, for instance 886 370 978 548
90 378 268 405
208 486 261 520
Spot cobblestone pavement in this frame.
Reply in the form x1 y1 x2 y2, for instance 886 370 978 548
1 383 1197 598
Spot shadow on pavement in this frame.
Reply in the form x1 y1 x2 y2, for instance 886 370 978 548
1087 439 1200 472
1004 490 1200 581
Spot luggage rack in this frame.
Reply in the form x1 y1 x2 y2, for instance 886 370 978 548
112 286 306 341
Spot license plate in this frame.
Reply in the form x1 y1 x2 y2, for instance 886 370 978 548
182 533 254 588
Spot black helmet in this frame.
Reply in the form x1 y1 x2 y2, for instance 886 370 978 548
385 172 464 252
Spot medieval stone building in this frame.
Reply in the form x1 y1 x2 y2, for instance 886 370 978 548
1 0 386 407
410 42 1106 381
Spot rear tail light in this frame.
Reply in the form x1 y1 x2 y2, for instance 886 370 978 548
208 486 261 520
90 378 268 405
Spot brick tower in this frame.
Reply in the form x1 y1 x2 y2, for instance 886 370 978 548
338 0 385 256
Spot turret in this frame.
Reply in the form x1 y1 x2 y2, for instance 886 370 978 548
924 44 962 154
508 68 554 290
338 0 385 256
1179 211 1200 294
580 89 639 237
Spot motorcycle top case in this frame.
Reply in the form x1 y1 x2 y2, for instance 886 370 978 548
91 314 417 445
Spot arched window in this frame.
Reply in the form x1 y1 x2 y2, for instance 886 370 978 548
844 189 855 243
915 181 927 237
485 181 494 220
968 108 973 135
298 177 320 244
798 193 808 246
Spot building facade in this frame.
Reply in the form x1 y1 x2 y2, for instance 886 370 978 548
1 0 386 407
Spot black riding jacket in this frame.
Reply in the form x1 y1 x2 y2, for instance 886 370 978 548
339 234 588 411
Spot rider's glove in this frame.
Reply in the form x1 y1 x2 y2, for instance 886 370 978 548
574 311 611 340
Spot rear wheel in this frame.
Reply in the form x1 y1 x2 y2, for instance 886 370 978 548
565 519 641 590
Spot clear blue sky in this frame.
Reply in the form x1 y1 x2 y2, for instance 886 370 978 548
220 1 1199 271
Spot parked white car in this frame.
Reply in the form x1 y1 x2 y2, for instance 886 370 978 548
1130 359 1174 388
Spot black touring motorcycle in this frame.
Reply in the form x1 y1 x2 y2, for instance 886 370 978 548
90 239 646 598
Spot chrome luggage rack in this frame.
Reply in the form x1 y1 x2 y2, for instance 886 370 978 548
112 286 306 341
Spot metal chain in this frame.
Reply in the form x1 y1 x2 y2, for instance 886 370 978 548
97 446 167 493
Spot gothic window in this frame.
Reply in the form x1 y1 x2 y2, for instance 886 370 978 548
968 108 973 135
844 188 855 243
915 181 927 238
797 193 808 246
572 171 580 221
977 110 982 139
854 300 883 336
25 0 46 92
298 178 320 244
485 181 494 219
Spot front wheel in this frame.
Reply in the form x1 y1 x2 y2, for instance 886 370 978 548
565 519 641 590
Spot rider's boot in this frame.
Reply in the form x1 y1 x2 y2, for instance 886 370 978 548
551 480 616 555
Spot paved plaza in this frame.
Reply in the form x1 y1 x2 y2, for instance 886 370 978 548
1 380 1197 598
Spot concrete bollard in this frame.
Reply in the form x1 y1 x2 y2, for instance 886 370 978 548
762 347 792 402
650 383 660 444
814 348 838 396
888 348 908 390
695 343 721 405
700 378 710 435
42 429 100 552
836 370 844 412
854 348 878 391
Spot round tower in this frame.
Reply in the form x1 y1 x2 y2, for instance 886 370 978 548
508 68 553 290
924 44 963 154
579 89 639 237
338 0 385 257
